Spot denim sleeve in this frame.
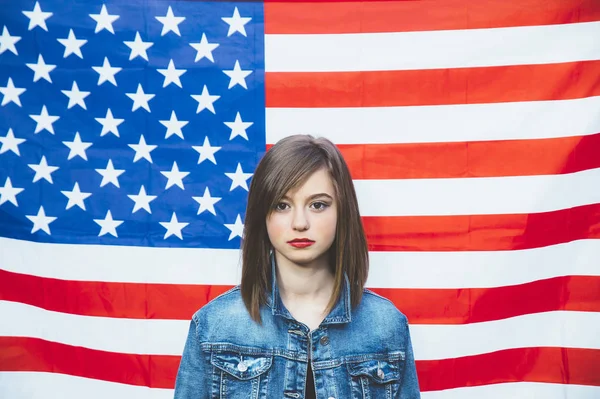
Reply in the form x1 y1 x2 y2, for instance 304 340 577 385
173 318 210 398
400 321 421 398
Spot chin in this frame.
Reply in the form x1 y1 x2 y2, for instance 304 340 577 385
281 248 328 266
288 255 319 266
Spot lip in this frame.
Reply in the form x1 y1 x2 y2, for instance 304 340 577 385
287 238 315 248
288 242 315 248
288 238 314 243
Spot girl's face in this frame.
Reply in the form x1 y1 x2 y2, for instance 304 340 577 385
266 168 338 270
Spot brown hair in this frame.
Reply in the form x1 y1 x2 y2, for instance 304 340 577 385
241 134 369 323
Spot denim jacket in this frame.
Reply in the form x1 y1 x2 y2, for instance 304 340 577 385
174 265 421 399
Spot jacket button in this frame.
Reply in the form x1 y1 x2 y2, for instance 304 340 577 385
237 361 248 372
319 336 330 346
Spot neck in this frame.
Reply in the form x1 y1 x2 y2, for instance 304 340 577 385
275 253 335 302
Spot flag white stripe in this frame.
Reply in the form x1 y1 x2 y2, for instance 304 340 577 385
1 301 598 359
355 168 600 216
1 374 597 399
0 301 188 356
266 95 600 145
410 311 600 360
2 238 599 289
369 240 600 289
265 21 600 72
0 237 243 284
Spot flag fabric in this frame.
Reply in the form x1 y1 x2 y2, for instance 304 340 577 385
1 0 599 398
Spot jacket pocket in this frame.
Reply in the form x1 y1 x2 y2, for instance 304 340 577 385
346 353 404 399
210 351 273 398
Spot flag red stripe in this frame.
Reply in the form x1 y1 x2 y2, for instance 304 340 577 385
266 61 600 108
264 0 600 34
1 337 598 390
0 271 228 320
365 203 600 251
371 276 600 325
3 270 599 324
418 347 600 391
0 337 178 389
335 133 600 179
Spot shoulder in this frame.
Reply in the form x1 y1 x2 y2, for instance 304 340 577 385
363 288 406 320
352 288 409 333
190 286 252 336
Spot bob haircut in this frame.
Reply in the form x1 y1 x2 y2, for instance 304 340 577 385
241 134 369 323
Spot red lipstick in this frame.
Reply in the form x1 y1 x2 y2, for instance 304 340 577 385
287 238 315 248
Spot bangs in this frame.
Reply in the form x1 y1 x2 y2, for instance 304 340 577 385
260 139 332 216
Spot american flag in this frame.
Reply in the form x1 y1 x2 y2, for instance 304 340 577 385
1 0 599 398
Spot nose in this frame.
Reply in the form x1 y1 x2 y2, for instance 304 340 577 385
291 207 309 231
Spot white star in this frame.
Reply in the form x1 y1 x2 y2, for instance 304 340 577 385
94 210 123 237
190 33 219 62
95 159 125 188
125 84 154 112
57 29 87 58
127 185 157 214
61 182 91 210
155 6 185 37
62 132 92 160
0 128 25 156
0 177 24 206
192 136 221 165
224 214 244 240
222 7 251 37
26 54 56 83
0 26 21 55
26 206 57 235
0 77 26 107
159 111 188 139
23 2 53 31
192 187 221 216
95 108 124 137
161 162 189 190
89 4 120 34
225 163 253 191
223 60 252 89
128 135 157 163
30 105 59 134
191 85 220 114
92 57 121 86
160 212 189 240
61 81 90 109
124 31 153 61
157 59 186 88
28 155 59 184
224 112 253 141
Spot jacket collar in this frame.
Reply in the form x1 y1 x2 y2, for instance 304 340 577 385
266 252 352 325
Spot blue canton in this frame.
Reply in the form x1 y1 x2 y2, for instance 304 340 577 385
0 0 266 248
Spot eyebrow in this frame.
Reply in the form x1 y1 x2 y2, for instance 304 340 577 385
282 193 334 201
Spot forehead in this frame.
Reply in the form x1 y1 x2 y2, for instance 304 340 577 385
285 168 335 198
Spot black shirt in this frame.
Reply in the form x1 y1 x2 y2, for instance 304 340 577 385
305 362 316 399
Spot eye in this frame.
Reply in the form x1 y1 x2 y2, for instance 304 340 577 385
311 201 329 211
274 202 289 211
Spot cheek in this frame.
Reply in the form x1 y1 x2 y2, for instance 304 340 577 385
317 211 338 240
266 215 287 242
